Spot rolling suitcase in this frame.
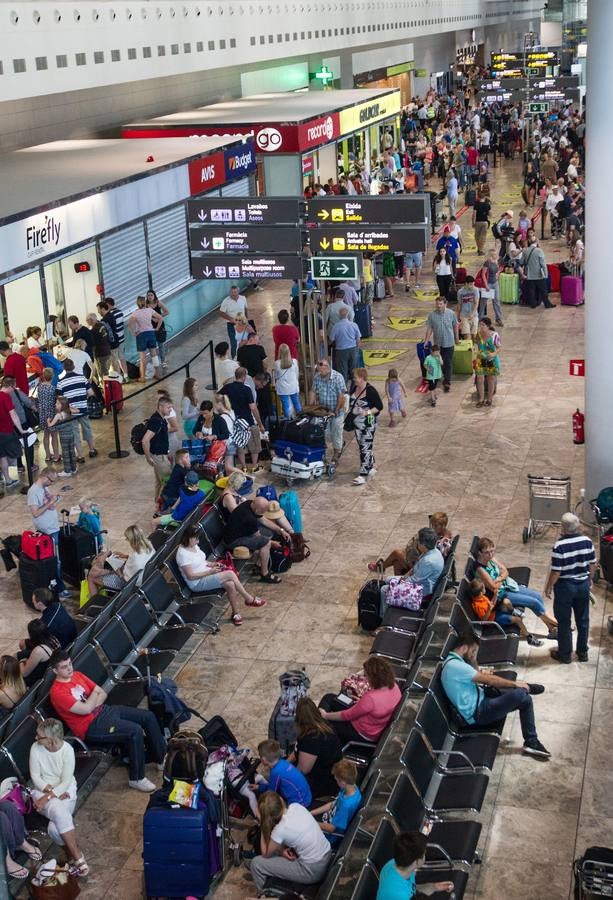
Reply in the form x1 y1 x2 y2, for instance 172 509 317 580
21 530 54 561
416 341 432 379
143 806 210 899
374 277 386 301
270 455 325 481
574 846 613 899
103 375 124 412
499 272 519 304
358 578 383 631
199 439 226 482
465 188 476 207
353 302 373 338
454 266 467 285
453 339 474 375
279 416 326 448
58 522 98 585
18 552 58 607
268 697 297 753
547 263 562 293
272 440 325 465
561 275 584 306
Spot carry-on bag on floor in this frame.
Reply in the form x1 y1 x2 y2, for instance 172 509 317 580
353 302 373 338
58 523 98 585
358 578 383 631
18 552 58 607
465 188 476 207
21 530 54 561
547 263 562 293
271 455 326 481
561 275 584 306
499 272 519 304
199 714 238 751
453 339 474 375
268 697 298 753
103 375 123 412
143 806 210 899
574 846 613 899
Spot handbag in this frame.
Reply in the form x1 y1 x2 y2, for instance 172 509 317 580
30 862 80 900
343 387 365 432
340 672 371 700
386 576 423 610
504 575 519 592
0 780 32 814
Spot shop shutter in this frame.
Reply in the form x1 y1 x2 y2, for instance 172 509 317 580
147 204 191 298
99 223 149 315
220 176 252 198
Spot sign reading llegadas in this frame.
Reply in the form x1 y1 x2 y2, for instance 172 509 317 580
338 91 401 136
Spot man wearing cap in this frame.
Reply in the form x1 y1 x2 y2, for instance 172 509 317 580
151 470 205 530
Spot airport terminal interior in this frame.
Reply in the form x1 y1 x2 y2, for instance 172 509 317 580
0 0 610 898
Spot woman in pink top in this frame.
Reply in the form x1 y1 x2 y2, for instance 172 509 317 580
319 657 401 744
128 295 163 382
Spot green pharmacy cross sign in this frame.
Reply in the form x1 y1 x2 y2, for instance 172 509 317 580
314 65 334 86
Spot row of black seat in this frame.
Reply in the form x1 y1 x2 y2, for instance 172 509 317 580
261 535 531 899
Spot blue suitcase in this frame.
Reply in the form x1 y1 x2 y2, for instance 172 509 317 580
353 302 372 338
143 806 210 898
272 439 326 464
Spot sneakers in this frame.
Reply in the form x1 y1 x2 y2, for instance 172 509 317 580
58 471 73 478
128 777 157 792
443 384 450 393
352 476 366 485
367 468 377 479
5 479 20 489
59 590 72 599
89 449 98 458
527 634 543 647
550 649 571 664
522 739 551 759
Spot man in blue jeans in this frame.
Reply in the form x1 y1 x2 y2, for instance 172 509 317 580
441 632 550 759
545 512 596 664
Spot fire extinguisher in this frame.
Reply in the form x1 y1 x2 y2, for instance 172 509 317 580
572 408 585 445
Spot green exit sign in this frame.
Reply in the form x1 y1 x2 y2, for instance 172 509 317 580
528 101 550 113
311 256 361 280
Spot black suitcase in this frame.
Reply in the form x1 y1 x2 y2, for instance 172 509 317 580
599 531 613 585
198 715 238 751
58 523 98 585
279 416 326 448
354 302 373 338
574 846 613 898
18 552 58 607
465 187 477 207
358 578 383 631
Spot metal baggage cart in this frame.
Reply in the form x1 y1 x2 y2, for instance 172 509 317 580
522 474 571 544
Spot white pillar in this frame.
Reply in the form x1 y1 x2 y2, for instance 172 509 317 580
584 0 613 497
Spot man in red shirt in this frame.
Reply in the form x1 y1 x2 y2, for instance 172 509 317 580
0 341 29 395
0 379 26 488
49 649 166 792
272 309 300 360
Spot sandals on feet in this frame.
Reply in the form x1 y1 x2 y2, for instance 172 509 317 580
245 596 267 608
69 857 90 877
232 614 244 627
260 573 281 584
7 864 28 880
476 401 484 408
24 844 42 862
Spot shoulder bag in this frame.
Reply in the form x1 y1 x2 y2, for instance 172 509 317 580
386 576 423 610
343 387 365 432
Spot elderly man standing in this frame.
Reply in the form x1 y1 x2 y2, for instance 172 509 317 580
325 290 354 348
545 513 596 664
330 307 362 386
521 237 555 310
308 360 346 466
424 297 459 393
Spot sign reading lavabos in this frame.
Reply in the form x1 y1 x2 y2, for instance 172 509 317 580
192 254 304 280
313 225 429 254
190 225 304 254
187 197 302 226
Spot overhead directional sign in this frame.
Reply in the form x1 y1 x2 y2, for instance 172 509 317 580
190 226 304 254
192 255 305 281
309 196 428 225
526 50 559 68
311 256 362 280
313 225 429 254
187 197 303 226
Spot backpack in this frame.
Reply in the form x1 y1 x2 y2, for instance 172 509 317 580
279 669 310 717
257 485 278 502
491 221 502 240
130 421 149 455
231 417 251 449
269 541 292 575
163 730 209 782
279 490 302 532
596 487 613 522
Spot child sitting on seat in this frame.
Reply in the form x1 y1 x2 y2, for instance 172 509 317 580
251 740 312 808
152 470 205 529
310 759 362 846
77 497 104 551
159 448 191 512
469 577 542 646
376 830 454 899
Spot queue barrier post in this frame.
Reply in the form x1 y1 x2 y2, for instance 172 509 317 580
108 402 129 460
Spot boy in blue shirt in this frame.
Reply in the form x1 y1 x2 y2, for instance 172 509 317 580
253 740 312 807
377 830 454 899
159 448 191 512
311 759 362 846
152 470 204 529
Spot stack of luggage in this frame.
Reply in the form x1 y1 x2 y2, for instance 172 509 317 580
271 413 327 481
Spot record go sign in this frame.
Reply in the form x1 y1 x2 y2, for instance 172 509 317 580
297 112 341 151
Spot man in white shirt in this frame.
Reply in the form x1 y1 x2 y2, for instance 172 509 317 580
480 127 491 153
219 286 248 358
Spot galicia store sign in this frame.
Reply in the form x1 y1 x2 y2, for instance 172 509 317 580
338 91 401 136
224 144 257 179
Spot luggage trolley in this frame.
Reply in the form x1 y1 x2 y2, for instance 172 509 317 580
522 474 571 545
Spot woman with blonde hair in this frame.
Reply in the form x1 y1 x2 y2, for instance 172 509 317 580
87 524 154 594
273 343 301 419
0 655 25 712
213 393 245 473
29 717 88 877
245 791 332 894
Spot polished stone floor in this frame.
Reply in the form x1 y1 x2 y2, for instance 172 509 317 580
0 157 609 900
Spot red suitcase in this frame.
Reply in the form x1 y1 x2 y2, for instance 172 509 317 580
104 376 124 412
199 440 227 482
21 530 54 561
561 275 583 306
547 264 561 293
454 267 467 285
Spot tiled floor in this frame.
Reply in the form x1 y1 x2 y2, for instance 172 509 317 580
1 157 610 900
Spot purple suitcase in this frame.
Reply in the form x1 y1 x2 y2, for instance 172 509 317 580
561 275 583 306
